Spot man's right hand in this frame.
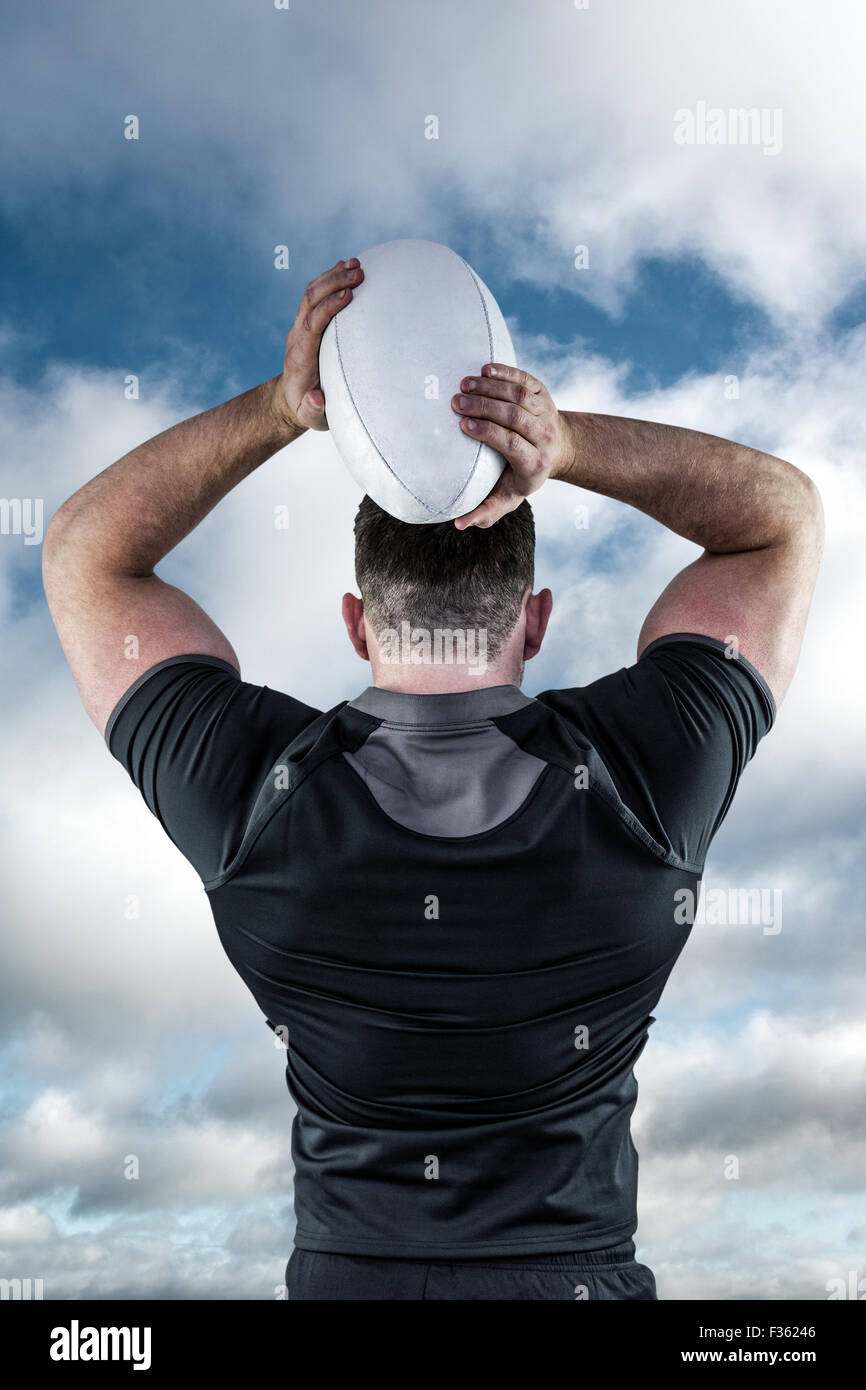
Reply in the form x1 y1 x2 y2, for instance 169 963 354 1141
272 257 364 435
451 363 575 528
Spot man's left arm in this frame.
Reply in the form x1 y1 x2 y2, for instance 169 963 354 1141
43 257 363 735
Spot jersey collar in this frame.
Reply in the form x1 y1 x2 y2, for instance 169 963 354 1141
348 684 535 725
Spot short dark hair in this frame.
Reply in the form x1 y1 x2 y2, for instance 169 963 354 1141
353 495 535 662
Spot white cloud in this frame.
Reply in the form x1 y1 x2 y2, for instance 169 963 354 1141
0 1204 56 1246
4 0 866 327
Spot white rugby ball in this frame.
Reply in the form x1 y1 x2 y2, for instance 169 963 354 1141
319 238 515 523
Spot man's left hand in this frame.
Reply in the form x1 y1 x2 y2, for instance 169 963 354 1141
272 257 364 434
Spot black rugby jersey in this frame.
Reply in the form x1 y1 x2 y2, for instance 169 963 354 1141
105 633 774 1258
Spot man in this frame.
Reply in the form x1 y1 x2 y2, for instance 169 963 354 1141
43 257 823 1301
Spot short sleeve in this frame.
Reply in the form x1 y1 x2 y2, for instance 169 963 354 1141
105 654 322 883
535 634 776 870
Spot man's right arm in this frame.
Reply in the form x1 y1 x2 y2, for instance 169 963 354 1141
556 411 824 706
451 366 824 707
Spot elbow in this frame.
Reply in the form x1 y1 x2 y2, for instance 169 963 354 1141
772 462 824 552
42 508 67 567
798 473 825 552
774 469 824 574
41 502 80 590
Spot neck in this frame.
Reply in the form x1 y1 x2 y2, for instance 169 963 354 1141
370 662 522 695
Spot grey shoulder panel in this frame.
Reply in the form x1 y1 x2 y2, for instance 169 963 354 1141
342 719 547 838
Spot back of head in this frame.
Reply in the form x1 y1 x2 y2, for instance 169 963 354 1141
354 496 535 663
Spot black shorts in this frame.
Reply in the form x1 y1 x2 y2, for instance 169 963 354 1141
286 1239 657 1301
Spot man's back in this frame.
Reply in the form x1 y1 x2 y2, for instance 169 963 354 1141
105 634 774 1258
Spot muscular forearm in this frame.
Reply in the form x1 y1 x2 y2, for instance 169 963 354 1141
554 411 819 553
45 376 300 576
42 258 361 735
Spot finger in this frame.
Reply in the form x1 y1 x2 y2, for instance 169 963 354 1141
458 382 545 415
480 362 544 395
458 369 546 414
301 274 362 340
287 266 364 370
294 261 361 336
458 412 542 483
301 258 362 314
452 390 539 444
454 475 526 530
294 386 329 433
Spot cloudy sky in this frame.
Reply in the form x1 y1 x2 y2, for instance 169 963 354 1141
1 0 864 1300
